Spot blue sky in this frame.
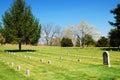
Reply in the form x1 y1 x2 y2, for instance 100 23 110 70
0 0 120 37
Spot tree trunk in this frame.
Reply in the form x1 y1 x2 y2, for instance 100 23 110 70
118 45 120 51
82 44 84 48
19 42 22 51
81 39 85 48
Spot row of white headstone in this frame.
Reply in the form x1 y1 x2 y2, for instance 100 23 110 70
7 52 82 62
7 51 110 63
35 51 110 67
9 62 30 76
0 60 30 76
40 58 81 64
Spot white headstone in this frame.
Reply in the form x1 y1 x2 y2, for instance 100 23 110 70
40 59 43 62
77 59 81 62
48 60 51 64
28 56 31 59
60 56 63 60
26 69 30 75
17 65 21 71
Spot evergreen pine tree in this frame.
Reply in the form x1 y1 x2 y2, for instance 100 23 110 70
109 4 120 49
2 0 41 50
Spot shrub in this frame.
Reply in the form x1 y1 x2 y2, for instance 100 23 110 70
96 36 109 47
61 37 73 47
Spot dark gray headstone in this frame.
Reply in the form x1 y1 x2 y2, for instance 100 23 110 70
103 51 110 67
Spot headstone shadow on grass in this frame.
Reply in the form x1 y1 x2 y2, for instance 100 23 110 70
4 49 36 52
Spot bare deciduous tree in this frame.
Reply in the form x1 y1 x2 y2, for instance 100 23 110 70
42 23 62 46
68 21 100 48
61 27 76 45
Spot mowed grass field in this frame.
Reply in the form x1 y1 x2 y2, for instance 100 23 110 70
0 45 120 80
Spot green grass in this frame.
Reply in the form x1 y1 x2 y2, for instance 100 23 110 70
0 45 120 80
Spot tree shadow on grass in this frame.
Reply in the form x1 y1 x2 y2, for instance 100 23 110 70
100 47 120 52
4 49 36 52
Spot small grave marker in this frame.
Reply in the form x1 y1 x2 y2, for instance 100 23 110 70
17 65 21 71
60 56 63 60
40 59 43 62
48 60 51 64
103 51 110 67
28 56 31 59
77 59 81 62
24 55 26 58
26 69 30 75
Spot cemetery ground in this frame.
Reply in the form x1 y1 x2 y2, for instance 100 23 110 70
0 45 120 80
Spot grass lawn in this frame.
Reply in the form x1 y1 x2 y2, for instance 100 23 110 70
0 45 120 80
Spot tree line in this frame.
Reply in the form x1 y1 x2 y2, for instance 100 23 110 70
0 0 120 50
41 21 99 47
